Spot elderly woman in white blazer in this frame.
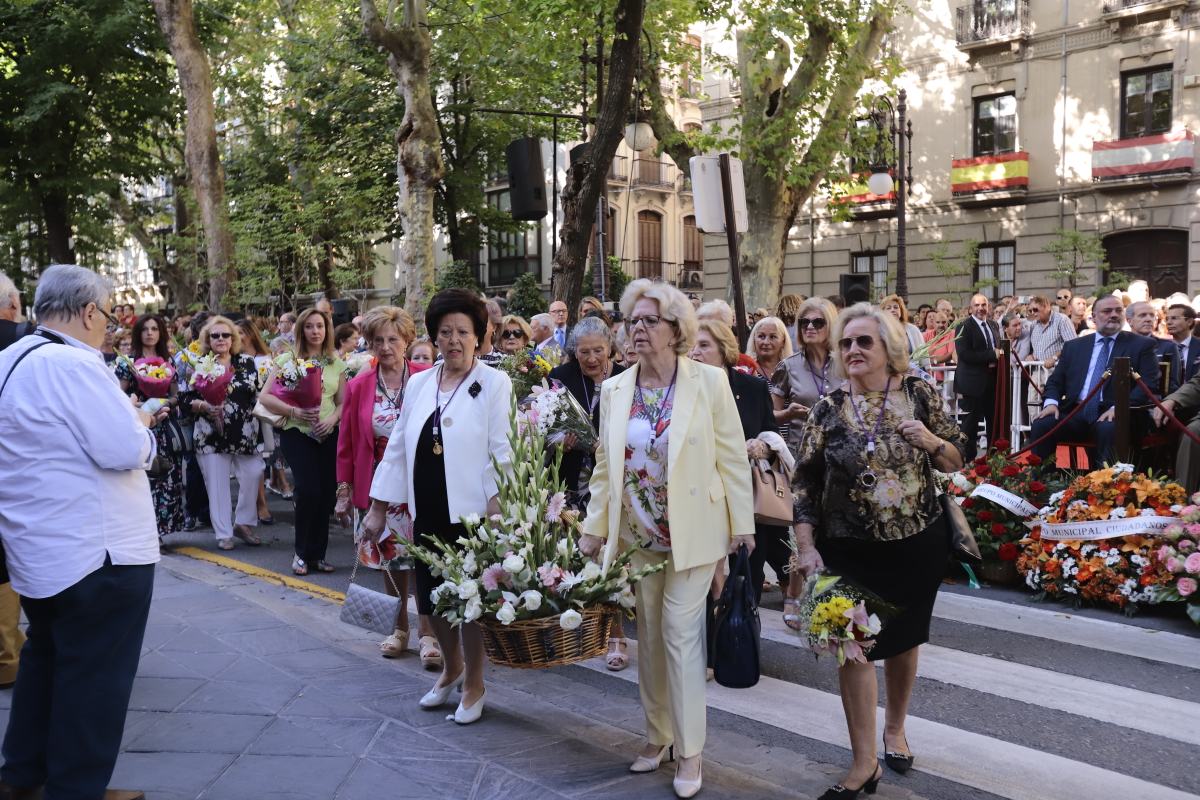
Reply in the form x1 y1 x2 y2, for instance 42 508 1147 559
579 280 755 799
363 289 512 726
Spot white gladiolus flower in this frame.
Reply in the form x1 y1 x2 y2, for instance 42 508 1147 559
559 609 582 630
457 580 479 600
464 598 483 622
496 603 517 625
502 553 526 573
462 513 481 527
519 590 542 611
618 587 636 609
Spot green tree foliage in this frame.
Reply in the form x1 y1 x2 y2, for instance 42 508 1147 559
435 260 482 293
0 0 176 271
1043 228 1116 295
506 272 547 319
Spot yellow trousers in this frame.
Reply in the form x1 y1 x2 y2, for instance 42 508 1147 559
0 582 24 684
632 549 718 759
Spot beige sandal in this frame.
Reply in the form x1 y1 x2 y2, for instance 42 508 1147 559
783 596 804 631
379 628 410 659
605 638 629 671
418 635 443 670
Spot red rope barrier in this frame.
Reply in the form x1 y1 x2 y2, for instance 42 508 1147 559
1134 375 1200 449
1010 372 1112 458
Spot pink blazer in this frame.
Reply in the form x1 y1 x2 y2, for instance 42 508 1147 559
336 360 429 509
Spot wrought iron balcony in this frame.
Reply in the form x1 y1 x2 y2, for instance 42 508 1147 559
955 0 1030 49
608 155 628 182
632 158 676 189
1101 0 1189 20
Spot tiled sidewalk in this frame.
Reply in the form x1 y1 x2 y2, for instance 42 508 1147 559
8 555 846 800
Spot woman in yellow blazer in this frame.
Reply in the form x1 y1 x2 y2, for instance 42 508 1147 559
579 279 755 799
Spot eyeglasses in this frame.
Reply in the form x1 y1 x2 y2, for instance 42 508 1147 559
627 315 663 330
209 331 233 340
550 308 567 315
798 317 827 330
837 335 876 351
500 329 525 340
95 305 120 327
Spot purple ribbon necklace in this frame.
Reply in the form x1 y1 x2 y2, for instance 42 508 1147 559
849 376 891 489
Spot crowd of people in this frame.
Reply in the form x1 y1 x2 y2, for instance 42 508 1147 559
3 262 1200 800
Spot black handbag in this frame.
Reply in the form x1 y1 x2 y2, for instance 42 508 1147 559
710 544 761 689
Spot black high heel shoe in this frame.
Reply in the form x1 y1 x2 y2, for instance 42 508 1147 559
883 732 914 774
818 766 882 800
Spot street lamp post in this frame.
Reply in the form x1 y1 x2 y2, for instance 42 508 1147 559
867 88 914 302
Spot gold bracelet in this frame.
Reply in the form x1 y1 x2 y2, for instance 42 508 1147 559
337 482 351 494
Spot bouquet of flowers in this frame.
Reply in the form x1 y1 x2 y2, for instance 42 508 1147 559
131 356 175 399
270 351 322 409
1016 464 1187 612
408 398 663 663
497 347 554 402
190 354 231 406
1149 495 1200 625
522 381 597 452
795 572 896 665
343 351 374 377
948 441 1065 563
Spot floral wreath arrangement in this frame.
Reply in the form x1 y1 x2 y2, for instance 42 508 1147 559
949 441 1065 565
1150 496 1200 625
497 347 555 402
408 399 664 668
1016 464 1187 614
795 572 897 664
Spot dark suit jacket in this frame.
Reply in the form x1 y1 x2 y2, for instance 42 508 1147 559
1158 336 1200 395
954 316 1001 398
727 369 777 441
1042 331 1159 414
548 360 625 494
0 320 32 352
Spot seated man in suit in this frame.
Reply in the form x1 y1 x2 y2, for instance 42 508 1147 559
1031 294 1159 467
1153 365 1200 493
1163 304 1200 399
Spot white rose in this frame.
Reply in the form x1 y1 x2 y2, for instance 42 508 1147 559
462 552 478 576
496 602 517 625
502 553 526 573
580 561 602 582
464 598 483 622
519 590 542 611
559 609 583 630
457 580 479 600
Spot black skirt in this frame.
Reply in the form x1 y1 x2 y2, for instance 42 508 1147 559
816 515 948 661
411 410 463 616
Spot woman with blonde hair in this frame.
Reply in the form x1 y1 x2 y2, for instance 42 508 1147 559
879 294 928 370
259 307 348 575
579 279 755 798
791 303 965 799
183 316 264 551
498 314 534 354
746 316 792 386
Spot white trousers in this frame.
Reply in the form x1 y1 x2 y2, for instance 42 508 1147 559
632 548 718 759
196 452 261 541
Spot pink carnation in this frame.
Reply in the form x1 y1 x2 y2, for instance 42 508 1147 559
537 563 564 588
1185 553 1200 575
1178 577 1198 597
481 564 508 592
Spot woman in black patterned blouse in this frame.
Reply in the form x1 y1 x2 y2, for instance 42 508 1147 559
790 303 965 800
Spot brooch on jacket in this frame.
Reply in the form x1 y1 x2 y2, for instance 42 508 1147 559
468 381 482 398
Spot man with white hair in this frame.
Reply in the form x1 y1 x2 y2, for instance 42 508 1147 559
0 273 31 351
530 312 563 362
0 264 164 800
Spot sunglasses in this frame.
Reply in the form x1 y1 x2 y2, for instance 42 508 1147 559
500 329 526 339
1056 295 1070 300
838 335 876 351
798 317 827 330
209 331 233 340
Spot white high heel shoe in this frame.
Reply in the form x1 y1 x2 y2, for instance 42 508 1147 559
452 689 486 724
418 671 464 708
673 760 702 798
629 744 674 773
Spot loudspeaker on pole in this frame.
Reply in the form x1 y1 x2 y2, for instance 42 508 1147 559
506 138 548 221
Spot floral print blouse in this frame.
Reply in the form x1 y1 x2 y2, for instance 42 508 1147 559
791 376 965 542
621 386 673 551
183 353 262 456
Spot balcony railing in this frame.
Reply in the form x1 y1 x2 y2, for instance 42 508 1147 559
677 174 692 194
955 0 1030 47
1092 131 1194 182
632 158 676 189
951 151 1029 195
1103 0 1186 11
628 259 682 284
608 155 628 182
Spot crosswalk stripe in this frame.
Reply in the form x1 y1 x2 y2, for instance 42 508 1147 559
756 604 1200 747
932 591 1200 669
577 639 1198 800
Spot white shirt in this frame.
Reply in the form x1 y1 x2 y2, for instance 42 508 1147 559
0 328 159 598
1043 334 1115 409
974 316 995 349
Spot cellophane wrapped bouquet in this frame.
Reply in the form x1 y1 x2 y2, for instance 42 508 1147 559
795 572 897 665
190 354 230 406
270 351 322 408
408 398 663 629
123 356 175 398
522 380 597 452
497 347 554 402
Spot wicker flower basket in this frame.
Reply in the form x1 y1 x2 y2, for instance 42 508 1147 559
478 606 621 669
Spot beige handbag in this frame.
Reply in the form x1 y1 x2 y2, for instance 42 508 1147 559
752 456 794 527
252 399 286 428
